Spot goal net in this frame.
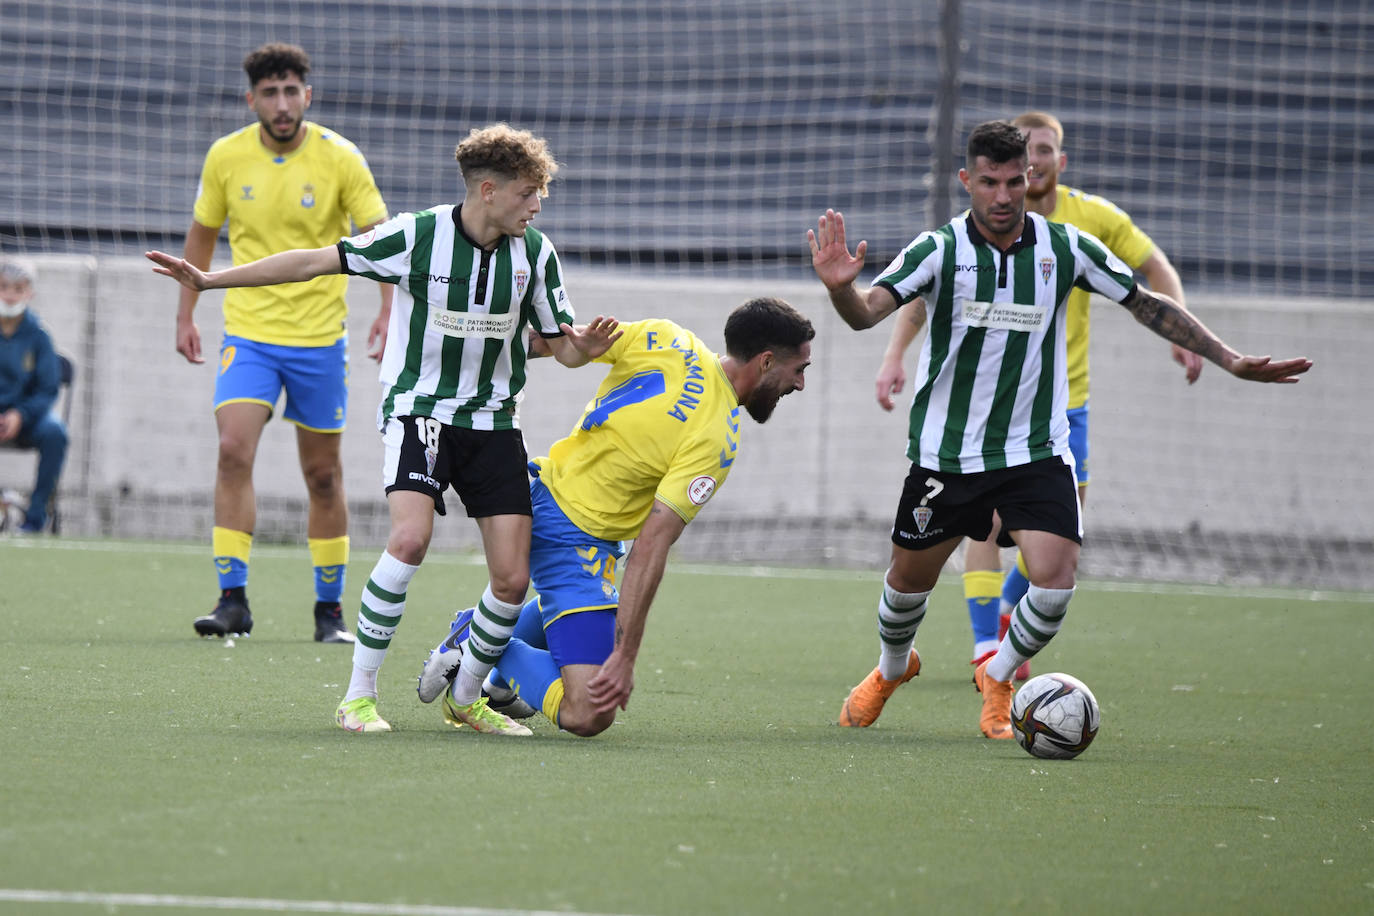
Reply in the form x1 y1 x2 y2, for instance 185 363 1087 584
0 0 1368 589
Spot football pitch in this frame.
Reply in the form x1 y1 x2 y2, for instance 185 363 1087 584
2 539 1371 916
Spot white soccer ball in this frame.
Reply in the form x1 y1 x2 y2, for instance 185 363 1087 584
1010 672 1100 760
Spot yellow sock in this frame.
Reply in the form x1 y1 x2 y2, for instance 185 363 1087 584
309 535 349 603
212 526 252 590
963 569 1004 655
541 677 566 726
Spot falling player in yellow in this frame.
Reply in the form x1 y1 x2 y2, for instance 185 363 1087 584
173 42 392 642
416 299 814 736
870 110 1202 684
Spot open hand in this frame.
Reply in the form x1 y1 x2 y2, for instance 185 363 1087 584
807 209 867 290
560 315 622 359
146 250 212 291
586 648 635 714
1225 354 1312 383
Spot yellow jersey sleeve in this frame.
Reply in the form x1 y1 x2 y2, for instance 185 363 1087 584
1052 186 1158 408
192 137 231 231
539 318 741 541
1054 187 1155 270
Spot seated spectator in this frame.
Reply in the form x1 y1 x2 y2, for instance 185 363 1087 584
0 261 68 534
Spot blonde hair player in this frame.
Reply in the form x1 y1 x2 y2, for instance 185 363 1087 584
150 122 621 736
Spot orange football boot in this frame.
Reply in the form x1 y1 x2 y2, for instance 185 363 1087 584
839 650 921 727
973 657 1015 739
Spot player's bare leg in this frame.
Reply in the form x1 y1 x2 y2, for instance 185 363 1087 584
337 491 435 733
977 530 1079 738
433 513 533 737
447 513 532 702
298 426 352 642
838 537 958 727
548 663 618 737
196 402 269 638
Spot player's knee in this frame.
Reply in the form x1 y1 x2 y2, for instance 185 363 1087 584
216 437 255 477
301 460 343 499
385 527 430 566
487 572 530 606
557 703 614 737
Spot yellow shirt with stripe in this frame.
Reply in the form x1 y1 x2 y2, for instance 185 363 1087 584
534 319 743 542
193 121 388 346
1049 186 1156 408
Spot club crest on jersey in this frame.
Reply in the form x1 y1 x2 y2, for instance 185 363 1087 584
688 475 716 506
1039 257 1054 283
913 505 933 533
424 446 437 478
301 184 315 208
514 268 529 299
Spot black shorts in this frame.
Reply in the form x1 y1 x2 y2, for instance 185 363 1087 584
381 417 532 519
891 456 1082 550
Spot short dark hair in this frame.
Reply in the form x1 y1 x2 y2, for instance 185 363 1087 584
723 297 815 362
243 42 311 87
966 120 1027 168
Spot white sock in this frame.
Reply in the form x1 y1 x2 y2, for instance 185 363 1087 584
877 581 930 680
344 667 378 703
343 551 419 702
451 585 524 705
986 585 1074 682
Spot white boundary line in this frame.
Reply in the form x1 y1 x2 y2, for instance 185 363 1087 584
0 889 633 916
4 537 1371 603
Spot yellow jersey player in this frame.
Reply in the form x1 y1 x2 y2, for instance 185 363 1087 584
416 301 813 737
173 43 392 643
873 110 1202 680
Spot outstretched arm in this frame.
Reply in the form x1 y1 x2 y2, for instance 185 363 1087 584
1137 249 1202 384
585 501 688 714
875 298 928 411
147 245 342 292
543 316 623 367
807 209 900 330
1120 286 1312 383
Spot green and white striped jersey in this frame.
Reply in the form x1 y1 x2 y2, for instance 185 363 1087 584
875 212 1135 473
338 204 574 431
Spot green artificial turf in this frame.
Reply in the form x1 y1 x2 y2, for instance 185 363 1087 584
1 539 1371 915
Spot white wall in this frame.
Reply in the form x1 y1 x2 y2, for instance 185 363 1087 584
2 255 1366 587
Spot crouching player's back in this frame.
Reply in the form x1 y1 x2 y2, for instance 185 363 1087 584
421 298 814 737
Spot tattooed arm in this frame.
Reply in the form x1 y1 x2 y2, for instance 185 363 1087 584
1119 286 1312 384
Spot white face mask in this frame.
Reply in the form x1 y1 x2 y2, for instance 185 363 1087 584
0 300 26 319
